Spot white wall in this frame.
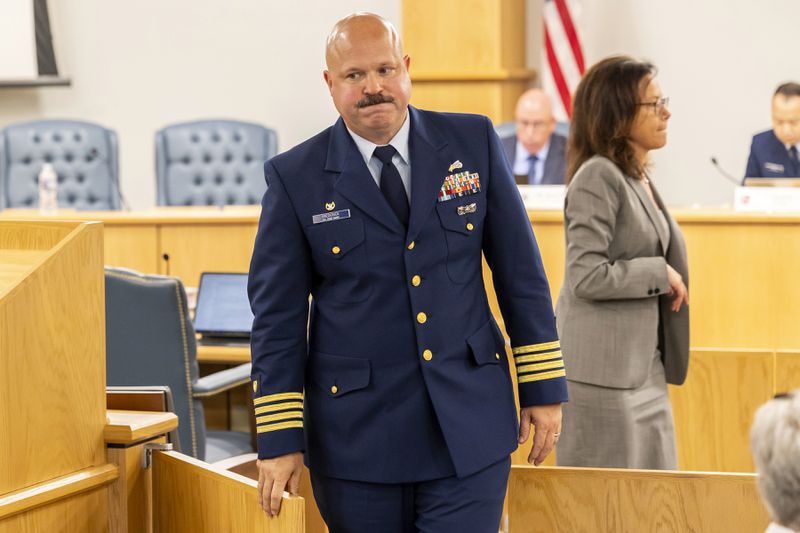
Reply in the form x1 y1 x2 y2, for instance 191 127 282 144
1 0 798 207
0 1 399 209
578 0 800 206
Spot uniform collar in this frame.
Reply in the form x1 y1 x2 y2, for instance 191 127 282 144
346 111 411 167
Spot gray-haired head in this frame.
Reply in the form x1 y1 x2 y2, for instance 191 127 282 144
750 390 800 530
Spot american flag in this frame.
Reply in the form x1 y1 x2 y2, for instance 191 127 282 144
542 0 585 121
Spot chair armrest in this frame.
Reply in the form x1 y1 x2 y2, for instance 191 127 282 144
192 363 252 398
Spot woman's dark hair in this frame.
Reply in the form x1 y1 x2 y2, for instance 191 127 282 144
567 55 656 183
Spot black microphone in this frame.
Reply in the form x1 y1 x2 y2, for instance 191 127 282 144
89 147 130 211
162 253 170 276
710 156 744 187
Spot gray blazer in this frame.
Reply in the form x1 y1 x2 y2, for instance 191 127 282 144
556 156 689 389
501 133 567 185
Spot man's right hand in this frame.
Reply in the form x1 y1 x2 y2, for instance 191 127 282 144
256 452 304 517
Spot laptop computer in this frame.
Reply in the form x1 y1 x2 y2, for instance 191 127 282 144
193 272 253 344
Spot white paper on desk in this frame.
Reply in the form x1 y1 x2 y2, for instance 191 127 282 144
734 186 800 213
517 185 566 210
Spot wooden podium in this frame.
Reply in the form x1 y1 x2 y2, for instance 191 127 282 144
0 220 117 531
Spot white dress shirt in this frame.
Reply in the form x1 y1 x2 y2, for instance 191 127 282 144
346 112 411 199
512 138 551 185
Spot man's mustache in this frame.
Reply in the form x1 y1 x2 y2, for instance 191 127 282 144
356 94 395 108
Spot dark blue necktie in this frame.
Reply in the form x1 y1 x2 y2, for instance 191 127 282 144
374 145 409 226
789 146 799 176
527 154 540 185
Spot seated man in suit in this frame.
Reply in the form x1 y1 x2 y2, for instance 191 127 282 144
745 82 800 179
502 88 567 185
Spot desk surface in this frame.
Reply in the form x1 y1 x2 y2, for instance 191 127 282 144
197 343 250 364
104 410 179 445
5 205 800 225
0 206 262 225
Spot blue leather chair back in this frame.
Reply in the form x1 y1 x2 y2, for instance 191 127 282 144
494 120 571 140
155 119 277 206
105 268 207 460
0 119 120 210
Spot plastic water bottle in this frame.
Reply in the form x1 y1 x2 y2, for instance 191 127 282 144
38 163 58 215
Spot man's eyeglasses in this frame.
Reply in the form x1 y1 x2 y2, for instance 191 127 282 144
636 97 670 115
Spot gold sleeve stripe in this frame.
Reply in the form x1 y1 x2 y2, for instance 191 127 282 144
517 360 565 374
253 392 304 406
512 340 560 355
254 402 304 416
518 369 567 383
514 351 562 365
256 421 304 434
256 411 303 425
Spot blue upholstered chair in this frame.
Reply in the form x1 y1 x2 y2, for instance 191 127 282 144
494 120 571 141
0 119 121 210
105 267 254 463
155 119 277 206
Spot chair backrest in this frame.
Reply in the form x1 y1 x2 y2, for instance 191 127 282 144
0 119 120 210
494 120 571 141
104 267 206 460
155 119 277 207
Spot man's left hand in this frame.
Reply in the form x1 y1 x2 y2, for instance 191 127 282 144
518 403 562 466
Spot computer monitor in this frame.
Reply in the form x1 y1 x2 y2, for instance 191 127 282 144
193 272 253 340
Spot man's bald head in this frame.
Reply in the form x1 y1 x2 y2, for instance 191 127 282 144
325 13 403 70
515 88 557 154
322 13 411 145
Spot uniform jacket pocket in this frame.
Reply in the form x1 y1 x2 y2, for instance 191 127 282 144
308 351 371 397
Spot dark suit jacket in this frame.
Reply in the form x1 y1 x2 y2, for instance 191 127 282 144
248 106 567 483
501 132 567 185
745 129 799 178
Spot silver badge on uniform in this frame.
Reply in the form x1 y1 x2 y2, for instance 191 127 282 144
457 203 477 215
765 162 785 173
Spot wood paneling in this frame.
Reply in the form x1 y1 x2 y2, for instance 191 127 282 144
403 0 534 123
158 224 257 285
0 489 110 533
670 349 774 472
104 226 159 273
0 221 107 494
152 451 304 532
507 466 769 533
775 350 800 394
0 465 117 521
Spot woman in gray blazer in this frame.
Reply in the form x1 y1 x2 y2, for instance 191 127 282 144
556 56 690 469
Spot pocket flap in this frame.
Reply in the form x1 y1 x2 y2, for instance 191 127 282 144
436 200 482 235
466 320 502 365
306 218 365 259
308 351 371 396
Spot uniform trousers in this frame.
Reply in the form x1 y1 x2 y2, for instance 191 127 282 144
310 456 511 533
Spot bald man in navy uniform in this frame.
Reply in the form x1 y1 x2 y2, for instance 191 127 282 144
248 13 567 532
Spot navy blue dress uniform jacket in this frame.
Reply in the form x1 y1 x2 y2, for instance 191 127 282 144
745 129 799 178
248 106 568 484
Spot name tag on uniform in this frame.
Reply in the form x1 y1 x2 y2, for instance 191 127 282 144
765 162 785 173
312 209 351 224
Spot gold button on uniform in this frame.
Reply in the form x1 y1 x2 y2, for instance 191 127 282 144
411 275 421 287
331 246 341 255
422 349 433 361
417 312 427 324
330 385 338 394
466 223 474 231
495 353 501 360
407 241 415 250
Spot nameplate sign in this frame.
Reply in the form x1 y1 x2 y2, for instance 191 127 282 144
517 185 566 210
734 186 800 213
